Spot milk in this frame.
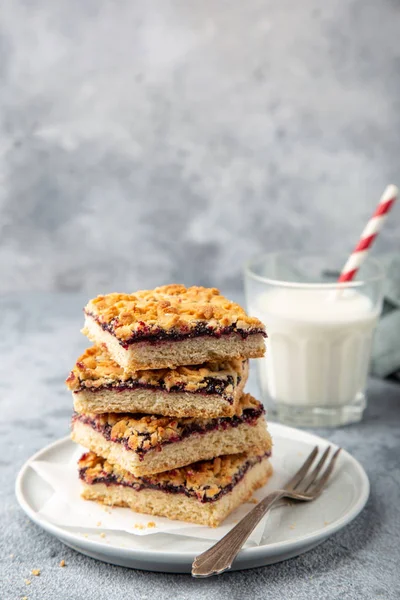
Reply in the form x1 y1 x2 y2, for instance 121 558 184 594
250 288 379 408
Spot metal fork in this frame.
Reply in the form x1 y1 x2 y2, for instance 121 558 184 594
191 445 341 577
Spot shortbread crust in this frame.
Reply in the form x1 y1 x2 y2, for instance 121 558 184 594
79 450 273 527
71 394 271 476
67 345 249 417
83 285 266 369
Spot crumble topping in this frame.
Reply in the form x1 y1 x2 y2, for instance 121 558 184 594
73 393 265 457
66 344 246 398
84 284 266 342
79 449 270 502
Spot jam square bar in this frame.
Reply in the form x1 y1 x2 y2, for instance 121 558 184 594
82 285 266 370
66 345 249 418
78 449 273 527
71 393 272 476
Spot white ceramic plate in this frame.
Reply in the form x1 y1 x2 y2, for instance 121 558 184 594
15 422 369 573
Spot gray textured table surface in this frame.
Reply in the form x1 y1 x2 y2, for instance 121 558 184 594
2 293 400 600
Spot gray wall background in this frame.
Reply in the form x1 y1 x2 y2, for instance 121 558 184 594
1 0 399 294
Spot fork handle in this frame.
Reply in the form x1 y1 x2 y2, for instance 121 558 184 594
191 490 285 577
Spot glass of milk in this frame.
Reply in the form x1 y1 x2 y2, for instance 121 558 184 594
244 253 384 427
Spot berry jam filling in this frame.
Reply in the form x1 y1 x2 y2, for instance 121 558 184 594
79 452 270 503
75 375 238 404
73 405 264 460
86 312 266 347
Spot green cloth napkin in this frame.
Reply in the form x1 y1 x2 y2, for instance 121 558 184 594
369 254 400 380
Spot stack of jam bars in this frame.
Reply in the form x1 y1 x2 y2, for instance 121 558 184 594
66 285 273 527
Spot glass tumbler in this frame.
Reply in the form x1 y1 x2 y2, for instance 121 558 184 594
244 252 384 427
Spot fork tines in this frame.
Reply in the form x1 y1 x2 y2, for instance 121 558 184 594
287 446 341 498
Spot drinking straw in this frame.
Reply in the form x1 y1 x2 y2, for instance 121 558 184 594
338 184 398 283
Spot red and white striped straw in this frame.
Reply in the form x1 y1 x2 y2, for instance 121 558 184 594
338 184 398 283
